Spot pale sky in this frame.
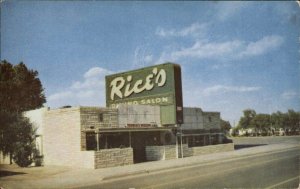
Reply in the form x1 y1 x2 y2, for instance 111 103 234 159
1 1 299 125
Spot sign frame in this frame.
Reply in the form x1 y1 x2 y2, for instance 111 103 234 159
105 63 183 125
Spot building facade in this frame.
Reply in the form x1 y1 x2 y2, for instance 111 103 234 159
3 63 234 168
23 105 233 169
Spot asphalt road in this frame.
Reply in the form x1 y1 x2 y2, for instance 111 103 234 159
82 148 300 189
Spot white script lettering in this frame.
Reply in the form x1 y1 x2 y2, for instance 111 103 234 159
110 68 167 100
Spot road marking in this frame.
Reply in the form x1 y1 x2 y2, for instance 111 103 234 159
141 155 299 189
265 176 300 189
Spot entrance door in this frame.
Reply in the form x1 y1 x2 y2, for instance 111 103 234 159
131 132 147 163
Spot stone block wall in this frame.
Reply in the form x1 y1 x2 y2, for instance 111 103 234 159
180 143 234 157
94 148 133 169
146 143 234 160
179 144 193 157
80 107 118 130
191 143 234 155
164 145 177 160
146 145 177 161
146 146 165 161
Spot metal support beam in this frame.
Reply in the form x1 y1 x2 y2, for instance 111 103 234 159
129 131 132 147
180 125 183 158
175 132 179 159
96 132 99 151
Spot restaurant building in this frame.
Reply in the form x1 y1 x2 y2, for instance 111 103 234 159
11 63 234 168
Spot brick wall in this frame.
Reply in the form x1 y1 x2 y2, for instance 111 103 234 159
146 145 177 161
43 107 95 168
94 148 133 169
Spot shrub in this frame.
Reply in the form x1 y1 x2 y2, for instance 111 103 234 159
12 142 35 167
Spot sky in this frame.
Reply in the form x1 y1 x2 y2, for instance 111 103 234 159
1 1 300 126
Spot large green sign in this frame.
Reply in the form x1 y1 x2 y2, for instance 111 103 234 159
105 63 183 125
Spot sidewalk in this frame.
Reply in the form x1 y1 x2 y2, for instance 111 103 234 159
1 143 299 189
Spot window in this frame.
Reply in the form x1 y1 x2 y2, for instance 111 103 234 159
98 113 103 122
208 116 212 122
164 133 172 144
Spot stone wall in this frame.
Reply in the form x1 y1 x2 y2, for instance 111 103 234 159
146 145 177 161
94 148 133 169
146 146 165 161
80 107 118 130
146 143 234 161
178 144 193 157
180 143 234 157
164 145 177 160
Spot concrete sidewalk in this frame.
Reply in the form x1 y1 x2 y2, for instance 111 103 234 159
1 143 299 189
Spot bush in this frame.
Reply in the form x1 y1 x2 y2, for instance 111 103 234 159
12 143 35 167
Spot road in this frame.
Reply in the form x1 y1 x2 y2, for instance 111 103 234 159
80 148 299 189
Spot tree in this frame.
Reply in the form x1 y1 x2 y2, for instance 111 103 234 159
10 116 37 167
0 60 46 113
271 111 284 129
286 109 300 134
238 109 256 129
250 114 270 136
0 60 46 165
220 119 231 134
237 109 300 136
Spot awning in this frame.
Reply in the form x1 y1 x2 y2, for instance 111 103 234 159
82 127 175 133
